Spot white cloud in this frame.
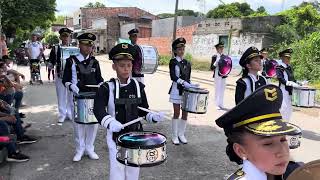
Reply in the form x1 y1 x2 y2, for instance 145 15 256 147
56 0 306 16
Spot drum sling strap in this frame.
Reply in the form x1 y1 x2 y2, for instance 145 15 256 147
73 57 95 75
113 78 143 141
176 60 191 95
247 74 267 93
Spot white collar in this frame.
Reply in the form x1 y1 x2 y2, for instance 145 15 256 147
279 61 288 68
118 78 131 87
248 73 258 81
76 53 90 62
175 56 183 62
243 160 267 180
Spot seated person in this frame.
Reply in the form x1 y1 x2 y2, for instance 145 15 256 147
0 120 29 162
0 100 36 144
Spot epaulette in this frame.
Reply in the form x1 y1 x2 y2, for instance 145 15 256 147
227 169 245 180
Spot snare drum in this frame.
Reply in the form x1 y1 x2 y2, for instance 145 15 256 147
116 131 167 167
181 87 209 114
138 45 159 74
292 87 316 107
74 92 98 124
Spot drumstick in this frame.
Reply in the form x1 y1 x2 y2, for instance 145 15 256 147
137 106 159 115
122 117 144 128
85 85 100 88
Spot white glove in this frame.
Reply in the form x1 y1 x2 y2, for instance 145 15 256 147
182 81 191 89
108 118 123 132
190 83 200 88
286 81 300 87
152 112 165 122
70 84 79 94
146 112 165 123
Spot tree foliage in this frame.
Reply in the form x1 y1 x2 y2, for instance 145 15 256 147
157 9 200 19
0 0 56 38
206 2 257 18
54 15 66 24
273 3 320 44
84 2 106 8
44 32 59 45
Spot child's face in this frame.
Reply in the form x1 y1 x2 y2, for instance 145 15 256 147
112 59 132 80
282 56 291 64
246 56 262 72
175 47 185 57
79 43 93 56
216 47 224 54
235 133 290 175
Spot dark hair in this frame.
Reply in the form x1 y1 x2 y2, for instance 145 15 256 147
240 57 254 78
226 128 247 165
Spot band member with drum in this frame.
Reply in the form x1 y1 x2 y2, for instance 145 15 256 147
216 84 302 179
235 47 267 104
128 28 144 84
49 28 74 123
169 37 198 145
93 43 164 180
211 42 227 110
276 48 299 122
62 33 104 162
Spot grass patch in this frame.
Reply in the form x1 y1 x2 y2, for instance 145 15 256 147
159 54 211 71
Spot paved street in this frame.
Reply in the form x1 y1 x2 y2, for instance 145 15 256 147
0 55 319 180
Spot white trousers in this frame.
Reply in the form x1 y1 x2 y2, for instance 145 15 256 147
55 75 73 119
107 131 140 180
73 122 98 153
280 88 292 121
214 75 226 108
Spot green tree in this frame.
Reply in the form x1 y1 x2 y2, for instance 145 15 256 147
0 0 56 38
84 2 106 8
206 4 242 18
157 13 175 19
273 4 320 44
176 9 198 16
44 32 59 45
206 2 254 18
54 15 66 24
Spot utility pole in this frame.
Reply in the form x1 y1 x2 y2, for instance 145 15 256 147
172 0 179 42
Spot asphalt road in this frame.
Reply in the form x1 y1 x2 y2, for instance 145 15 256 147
0 56 319 180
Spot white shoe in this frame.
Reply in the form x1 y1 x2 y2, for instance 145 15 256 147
73 151 84 162
172 119 180 145
178 119 188 144
58 116 65 123
85 151 99 160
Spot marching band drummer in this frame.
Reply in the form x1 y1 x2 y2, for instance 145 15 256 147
211 42 227 110
276 48 299 122
62 33 104 162
216 84 302 180
235 47 267 105
169 37 197 145
48 28 74 123
93 43 165 180
128 28 144 84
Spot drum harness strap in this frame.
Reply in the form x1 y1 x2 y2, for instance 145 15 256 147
247 74 267 93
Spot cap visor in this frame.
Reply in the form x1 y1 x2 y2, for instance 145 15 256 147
244 119 302 136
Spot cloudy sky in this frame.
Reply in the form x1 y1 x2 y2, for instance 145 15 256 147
56 0 309 16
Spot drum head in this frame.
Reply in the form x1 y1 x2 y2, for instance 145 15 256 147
218 55 232 77
75 92 96 99
184 87 209 94
265 59 277 78
117 131 166 149
287 160 320 180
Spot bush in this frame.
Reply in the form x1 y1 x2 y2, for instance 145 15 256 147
44 33 59 46
159 55 171 65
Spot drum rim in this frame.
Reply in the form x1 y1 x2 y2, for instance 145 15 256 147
181 107 207 114
117 131 167 149
183 88 209 94
116 158 166 167
74 92 96 99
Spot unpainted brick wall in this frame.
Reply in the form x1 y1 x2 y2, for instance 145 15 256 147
139 24 197 56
